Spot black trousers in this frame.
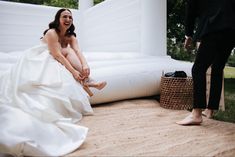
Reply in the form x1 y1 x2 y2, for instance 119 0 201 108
192 29 235 110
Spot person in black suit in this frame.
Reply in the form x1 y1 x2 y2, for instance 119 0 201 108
177 0 235 125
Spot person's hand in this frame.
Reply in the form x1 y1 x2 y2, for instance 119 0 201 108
82 64 90 78
72 70 84 82
184 36 193 50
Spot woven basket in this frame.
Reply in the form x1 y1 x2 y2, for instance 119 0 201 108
160 76 193 110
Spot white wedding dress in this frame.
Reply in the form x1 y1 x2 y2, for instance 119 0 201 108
0 43 93 156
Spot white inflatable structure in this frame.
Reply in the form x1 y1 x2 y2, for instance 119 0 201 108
0 0 193 104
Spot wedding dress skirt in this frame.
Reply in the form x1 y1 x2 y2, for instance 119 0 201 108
0 43 93 156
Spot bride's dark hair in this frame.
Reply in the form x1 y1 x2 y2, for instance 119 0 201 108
43 8 76 37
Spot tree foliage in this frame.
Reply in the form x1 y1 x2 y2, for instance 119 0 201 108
166 0 195 61
167 0 185 42
4 0 105 9
43 0 78 9
5 0 45 5
94 0 105 5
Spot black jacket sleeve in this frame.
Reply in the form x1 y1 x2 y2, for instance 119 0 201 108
185 0 197 37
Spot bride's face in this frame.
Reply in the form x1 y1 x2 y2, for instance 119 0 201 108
59 10 73 30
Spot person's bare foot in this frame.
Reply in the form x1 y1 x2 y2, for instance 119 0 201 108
176 114 203 125
202 109 213 119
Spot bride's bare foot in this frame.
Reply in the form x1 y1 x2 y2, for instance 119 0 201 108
202 109 213 119
176 114 203 125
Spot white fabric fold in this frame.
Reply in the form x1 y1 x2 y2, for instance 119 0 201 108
0 43 93 156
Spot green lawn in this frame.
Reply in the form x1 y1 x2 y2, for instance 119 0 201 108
224 66 235 78
213 66 235 123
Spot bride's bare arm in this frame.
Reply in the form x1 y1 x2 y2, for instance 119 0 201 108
44 30 82 81
70 36 90 77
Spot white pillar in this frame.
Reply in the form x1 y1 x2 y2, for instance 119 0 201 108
140 0 166 56
78 0 94 51
79 0 94 12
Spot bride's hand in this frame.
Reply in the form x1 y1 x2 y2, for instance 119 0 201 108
82 64 90 77
72 71 84 82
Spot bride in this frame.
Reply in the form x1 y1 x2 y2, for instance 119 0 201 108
0 8 106 156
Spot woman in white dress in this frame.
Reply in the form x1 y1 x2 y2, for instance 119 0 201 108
0 8 106 156
42 8 106 96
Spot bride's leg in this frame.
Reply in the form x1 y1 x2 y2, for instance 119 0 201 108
62 48 106 92
61 48 94 96
61 47 83 72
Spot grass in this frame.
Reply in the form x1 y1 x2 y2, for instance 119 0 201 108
213 66 235 123
224 66 235 78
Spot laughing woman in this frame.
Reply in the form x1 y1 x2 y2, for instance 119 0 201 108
41 9 106 96
0 8 105 156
